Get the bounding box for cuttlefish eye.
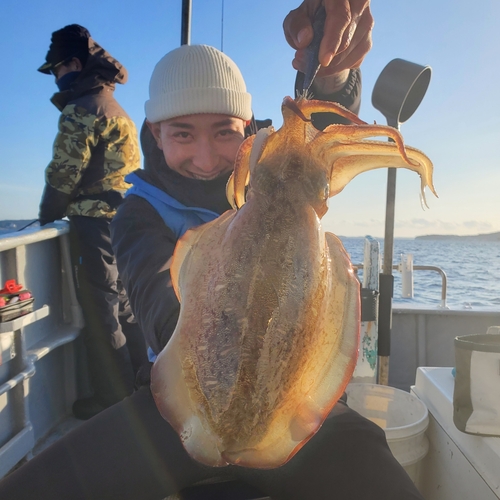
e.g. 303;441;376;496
302;170;329;201
282;96;311;122
314;185;329;218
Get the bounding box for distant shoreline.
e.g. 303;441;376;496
1;221;499;242
415;231;500;242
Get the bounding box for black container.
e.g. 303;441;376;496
360;288;378;322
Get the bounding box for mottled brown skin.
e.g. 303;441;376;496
151;97;436;469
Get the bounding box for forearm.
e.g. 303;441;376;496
38;110;90;223
44;106;95;197
309;69;351;94
111;196;180;354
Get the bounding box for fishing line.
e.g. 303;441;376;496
219;0;258;135
220;0;225;52
17;220;40;231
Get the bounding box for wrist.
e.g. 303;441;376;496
311;69;351;95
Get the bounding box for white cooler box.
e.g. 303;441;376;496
411;367;500;500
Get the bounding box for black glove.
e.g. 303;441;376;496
38;184;71;225
38;218;55;227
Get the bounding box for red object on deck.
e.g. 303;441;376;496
0;279;24;294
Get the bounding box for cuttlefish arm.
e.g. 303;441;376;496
327;144;436;206
227;127;275;209
282;98;437;206
310;123;437;206
227;135;254;209
169;213;231;303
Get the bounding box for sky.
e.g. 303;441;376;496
1;0;499;238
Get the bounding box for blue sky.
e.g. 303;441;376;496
1;0;499;238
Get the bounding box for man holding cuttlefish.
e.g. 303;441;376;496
0;1;426;498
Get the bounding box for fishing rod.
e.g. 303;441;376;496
181;0;191;45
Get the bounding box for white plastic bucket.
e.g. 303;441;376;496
345;383;429;484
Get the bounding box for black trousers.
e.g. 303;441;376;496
69;216;149;405
0;386;424;500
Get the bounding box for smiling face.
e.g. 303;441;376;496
147;113;247;180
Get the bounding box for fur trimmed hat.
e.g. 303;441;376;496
145;44;252;123
38;24;91;74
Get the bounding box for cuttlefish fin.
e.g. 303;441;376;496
321;232;360;399
292;232;359;434
170;213;231;302
151;330;228;467
289;399;323;442
170;229;200;302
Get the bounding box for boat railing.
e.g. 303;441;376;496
0;222;84;478
354;263;448;309
0;223;68;252
0;222;84;326
403;265;448;309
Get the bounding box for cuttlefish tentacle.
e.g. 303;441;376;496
320;123;418;166
293;101;437;207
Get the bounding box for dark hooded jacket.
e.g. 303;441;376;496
39;38;140;223
110;68;362;356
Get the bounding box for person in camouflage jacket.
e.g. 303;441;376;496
37;24;149;420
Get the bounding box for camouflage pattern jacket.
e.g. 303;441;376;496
39;38;139;223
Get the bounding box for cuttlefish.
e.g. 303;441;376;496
151;97;436;469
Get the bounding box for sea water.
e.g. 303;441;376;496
340;237;500;310
1;222;499;310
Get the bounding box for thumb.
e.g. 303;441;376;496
283;5;314;49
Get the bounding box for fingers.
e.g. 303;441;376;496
319;6;373;74
320;0;352;66
320;0;372;65
283;0;322;50
285;0;373;75
327;29;372;73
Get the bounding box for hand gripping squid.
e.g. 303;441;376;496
151;97;437;469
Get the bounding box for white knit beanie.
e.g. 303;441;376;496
145;44;252;123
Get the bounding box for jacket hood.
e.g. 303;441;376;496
50;37;128;110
